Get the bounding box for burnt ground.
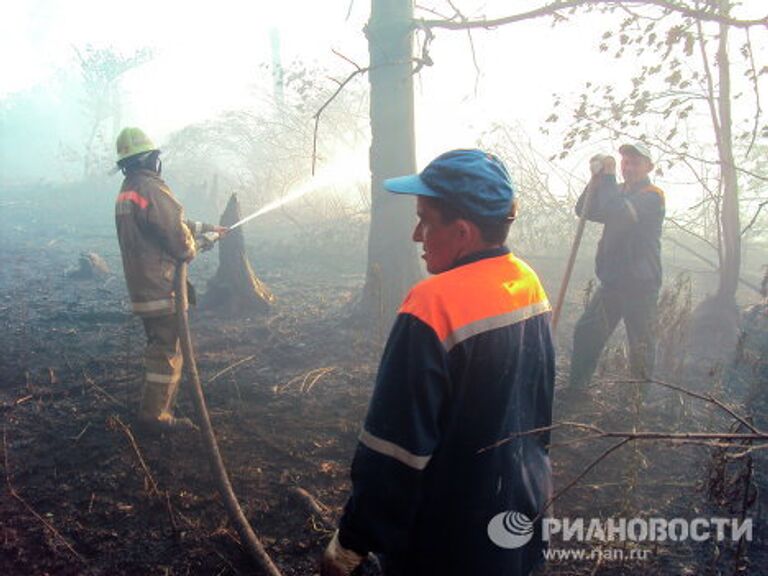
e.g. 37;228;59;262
1;186;766;575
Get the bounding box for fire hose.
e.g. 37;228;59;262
174;261;283;576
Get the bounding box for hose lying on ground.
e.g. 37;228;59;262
175;262;283;576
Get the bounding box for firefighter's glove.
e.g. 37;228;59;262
321;531;364;576
198;231;220;252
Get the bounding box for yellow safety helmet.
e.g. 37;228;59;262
115;127;158;163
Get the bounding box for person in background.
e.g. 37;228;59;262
321;149;555;576
113;127;225;432
567;142;665;394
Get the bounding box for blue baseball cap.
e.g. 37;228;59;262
384;149;516;220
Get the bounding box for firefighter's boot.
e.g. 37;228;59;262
137;380;197;433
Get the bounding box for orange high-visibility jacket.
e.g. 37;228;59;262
115;169;196;317
338;247;555;575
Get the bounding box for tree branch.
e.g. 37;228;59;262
418;0;768;31
612;378;759;434
478;375;767;517
311;55;370;175
3;425;85;564
666;216;719;252
664;235;763;294
741;199;768;237
743;28;763;158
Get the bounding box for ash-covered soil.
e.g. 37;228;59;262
0;185;764;575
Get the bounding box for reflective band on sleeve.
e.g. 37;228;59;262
443;300;551;351
132;298;174;314
116;191;149;210
191;221;202;234
145;372;179;384
359;429;432;471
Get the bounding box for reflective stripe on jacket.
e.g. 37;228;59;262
338;247;555;576
115;169;196;317
576;175;665;289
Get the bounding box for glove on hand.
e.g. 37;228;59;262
589;154;616;176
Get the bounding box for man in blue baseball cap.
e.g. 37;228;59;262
321;149;555;576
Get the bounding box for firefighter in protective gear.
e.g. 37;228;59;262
114;127;223;432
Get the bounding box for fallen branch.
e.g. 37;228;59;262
165;490;178;535
613;377;759;434
483;420;768;450
303;367;335;393
277;367;336;394
208;355;256;385
109;416;160;497
539;437;633;520
291;486;334;530
478;375;768;518
70;422;91;442
15;394;33;406
84;370;126;407
3;424;85;564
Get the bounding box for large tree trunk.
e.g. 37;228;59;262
203;194;274;315
714;1;740;303
358;0;422;334
684;0;741;377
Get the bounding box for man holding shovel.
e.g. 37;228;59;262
566;142;665;394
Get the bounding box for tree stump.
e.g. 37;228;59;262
203;194;274;314
67;252;110;280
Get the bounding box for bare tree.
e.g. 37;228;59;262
74;44;153;177
478;123;579;253
164;61;369;220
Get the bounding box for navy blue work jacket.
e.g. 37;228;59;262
338;247;555;576
576;175;665;290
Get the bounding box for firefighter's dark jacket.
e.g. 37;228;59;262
115;169;195;317
338;247;555;575
576;174;665;290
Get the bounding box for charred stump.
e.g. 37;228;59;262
203;194;274;314
67;252;110;280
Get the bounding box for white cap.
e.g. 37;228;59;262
619;142;653;162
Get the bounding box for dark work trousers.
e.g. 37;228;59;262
568;283;659;389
